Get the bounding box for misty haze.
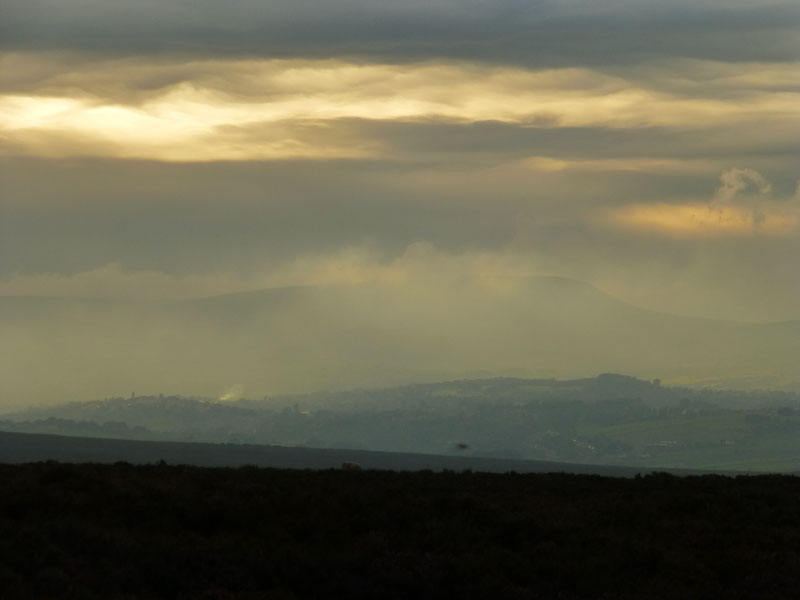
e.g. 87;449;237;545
1;276;798;411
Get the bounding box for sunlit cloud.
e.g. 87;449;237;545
610;203;796;236
608;170;800;236
2;57;798;161
523;156;719;173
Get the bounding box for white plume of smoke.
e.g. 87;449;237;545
219;384;245;402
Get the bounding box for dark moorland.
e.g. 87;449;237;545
1;462;799;599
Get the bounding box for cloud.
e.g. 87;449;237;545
2;3;799;328
608;169;800;236
3;230;799;325
2;1;798;66
2;57;798;162
609;202;796;236
713;167;775;227
0;244;545;300
714;167;772;204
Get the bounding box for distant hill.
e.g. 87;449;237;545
7;373;796;428
254;372;787;411
2;276;798;409
3;375;799;472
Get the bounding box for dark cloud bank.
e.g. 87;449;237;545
3;0;798;64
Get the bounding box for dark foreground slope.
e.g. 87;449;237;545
1;463;799;599
0;430;651;476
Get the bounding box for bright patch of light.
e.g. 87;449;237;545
610;203;798;236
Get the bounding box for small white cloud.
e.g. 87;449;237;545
714;167;772;205
712;168;790;229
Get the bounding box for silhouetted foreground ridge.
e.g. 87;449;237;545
1;463;798;599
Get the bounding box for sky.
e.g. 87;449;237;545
1;1;799;405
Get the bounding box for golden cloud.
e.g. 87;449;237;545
523;156;719;173
2;55;798;161
606;168;800;237
608;202;798;236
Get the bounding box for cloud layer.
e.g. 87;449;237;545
2;55;799;163
2;1;799;405
3;1;798;65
